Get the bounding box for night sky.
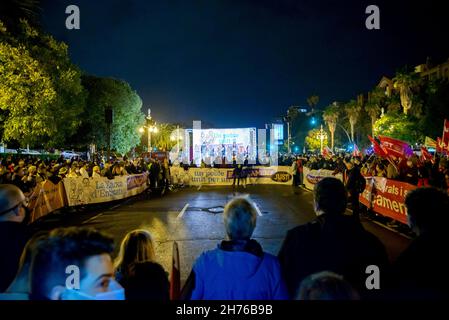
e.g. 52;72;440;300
41;0;449;128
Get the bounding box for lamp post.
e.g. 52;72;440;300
316;124;327;154
139;108;158;153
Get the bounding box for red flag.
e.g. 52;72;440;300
368;135;387;158
378;135;413;160
352;144;361;157
437;137;443;153
170;241;181;300
322;146;332;159
420;146;433;163
443;119;449;148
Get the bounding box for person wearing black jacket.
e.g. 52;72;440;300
388;187;449;299
344;159;365;221
0;184;31;292
278;178;388;299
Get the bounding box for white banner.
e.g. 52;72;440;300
63;173;148;206
303;167;343;190
170;166;292;186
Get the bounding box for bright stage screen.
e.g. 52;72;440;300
192;128;257;165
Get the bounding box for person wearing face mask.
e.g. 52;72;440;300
278;178;388;299
30;227;124;300
0;185;32;292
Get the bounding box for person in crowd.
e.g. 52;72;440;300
22;165;37;192
67;162;81;178
161;158;171;190
30;227;124;300
11;166;26;192
291;158;298;187
232;160;243;188
36;163;48;183
344;158;366;221
47;164;61;184
278;177;388;299
4;233;47;299
102;163;114;180
417;161;431;187
114;229;169;300
182;197;288;300
296;156;304;186
58;167;68;180
375;163;387;177
389;187;449;299
79;163;90;178
296;271;360;300
386;161;399;179
0;185;31;292
0;162;7;184
92;165;102;178
401;159;419;185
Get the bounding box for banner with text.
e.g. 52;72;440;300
359;176;415;225
302;167;413;225
63;173;148;206
303;167;343;190
170;166;292;186
28;180;67;223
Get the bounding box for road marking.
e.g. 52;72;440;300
254;202;263;217
177;203;190;219
82;213;103;224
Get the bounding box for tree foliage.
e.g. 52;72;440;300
78;75;145;155
0;20;85;147
373;112;421;143
305;128;328;151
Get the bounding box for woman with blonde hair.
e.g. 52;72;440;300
114;229;169;300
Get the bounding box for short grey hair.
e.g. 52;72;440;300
223;197;257;240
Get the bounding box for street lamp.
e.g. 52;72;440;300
139;108;158;152
315;124;328;154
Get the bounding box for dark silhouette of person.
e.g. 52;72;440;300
278;177;388;299
389;187;449;299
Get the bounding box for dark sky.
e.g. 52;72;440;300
41;0;449;128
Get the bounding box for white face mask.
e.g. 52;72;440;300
61;280;125;300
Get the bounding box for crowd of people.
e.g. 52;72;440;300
1;177;448;300
302;153;449;190
0;154;172;195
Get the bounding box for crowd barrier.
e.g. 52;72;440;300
27;173;149;224
303;167;415;225
170;166;293;186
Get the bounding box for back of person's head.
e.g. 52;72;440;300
0;184;26;222
223;197;257;240
30;227;115;300
121;261;169;301
6;233;47;294
405;187;449;235
114;229;156;276
296;271;360;300
313;178;347;216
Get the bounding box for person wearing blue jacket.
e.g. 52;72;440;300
181;196;288;300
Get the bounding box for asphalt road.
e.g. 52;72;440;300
31;185;411;286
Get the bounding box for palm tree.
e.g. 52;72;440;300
152;123;177;151
344;100;361;142
365;88;383;136
393;70;420;115
307;95;319;113
323;102;339;150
